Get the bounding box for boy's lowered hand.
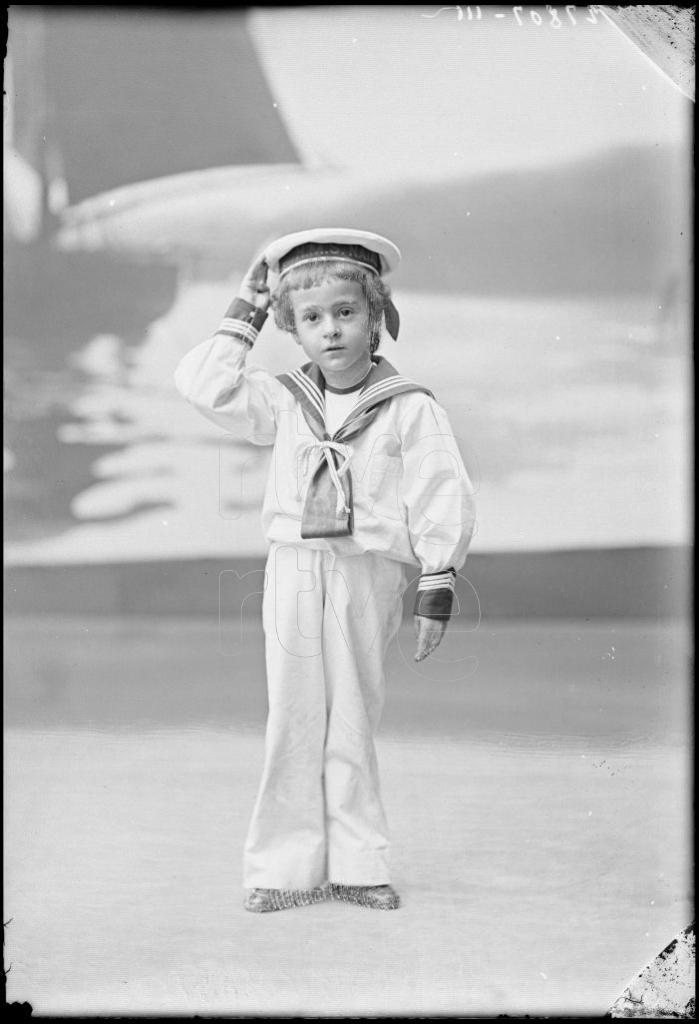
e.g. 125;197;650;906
413;615;447;662
239;254;271;312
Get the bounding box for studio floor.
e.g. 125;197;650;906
4;616;692;1016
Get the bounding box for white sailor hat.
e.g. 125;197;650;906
264;228;401;280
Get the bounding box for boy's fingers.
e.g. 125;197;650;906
414;615;446;638
254;273;270;310
240;256;271;310
415;639;436;661
253;256;269;287
413;616;444;661
242;255;268;286
413;616;426;661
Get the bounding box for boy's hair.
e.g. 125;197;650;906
271;259;392;355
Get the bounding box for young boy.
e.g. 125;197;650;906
174;229;476;913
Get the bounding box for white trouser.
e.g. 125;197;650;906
243;541;407;889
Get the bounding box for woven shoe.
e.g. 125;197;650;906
243;886;328;913
328;883;401;910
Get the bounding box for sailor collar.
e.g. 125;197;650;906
276;356;433;441
276;356;434;539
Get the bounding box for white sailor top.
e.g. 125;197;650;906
174;298;477;619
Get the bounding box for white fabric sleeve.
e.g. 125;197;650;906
174;334;283;446
399;395;477;577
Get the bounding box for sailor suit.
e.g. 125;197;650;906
174;298;476;887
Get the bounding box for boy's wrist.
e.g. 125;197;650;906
413;568;456;620
215;297;268;348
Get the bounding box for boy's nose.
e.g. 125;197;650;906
323;319;340;338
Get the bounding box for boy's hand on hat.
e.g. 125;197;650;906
240;255;271;312
413;615;447;662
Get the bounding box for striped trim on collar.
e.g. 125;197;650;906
279;368;326;434
277;356;434;439
286;367;324;417
349;374;431;420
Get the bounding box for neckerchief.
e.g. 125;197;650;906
276;356;434;538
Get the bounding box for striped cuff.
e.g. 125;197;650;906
215;297;268;348
414;568;456;620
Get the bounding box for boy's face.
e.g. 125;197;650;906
289;277;372;386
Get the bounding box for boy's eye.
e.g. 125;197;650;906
338;307;354;317
303;311;319;322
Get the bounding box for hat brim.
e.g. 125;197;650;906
264;228;401;276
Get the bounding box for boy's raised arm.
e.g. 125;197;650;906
205;253;271;349
173;255;282;445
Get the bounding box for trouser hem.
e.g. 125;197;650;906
243;867;328;890
327;855;391;886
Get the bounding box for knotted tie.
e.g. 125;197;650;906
301;440;353;517
299;437;355;538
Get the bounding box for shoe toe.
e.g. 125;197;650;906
244;889;274;913
328;883;401;910
370;885;400;910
